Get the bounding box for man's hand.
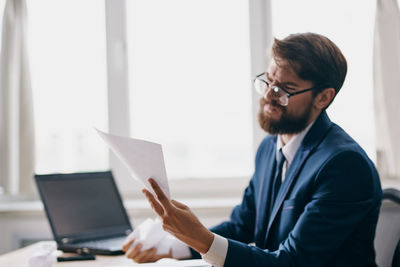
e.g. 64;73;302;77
122;237;172;263
143;178;214;254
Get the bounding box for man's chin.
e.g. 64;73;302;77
258;113;280;134
259;114;311;135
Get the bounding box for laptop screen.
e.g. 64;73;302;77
35;171;132;242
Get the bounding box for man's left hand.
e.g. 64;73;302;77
142;178;214;254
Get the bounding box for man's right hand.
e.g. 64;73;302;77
122;238;172;263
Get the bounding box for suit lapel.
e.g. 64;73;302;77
263;111;333;244
254;137;277;246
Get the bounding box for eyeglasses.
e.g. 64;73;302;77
253;73;318;106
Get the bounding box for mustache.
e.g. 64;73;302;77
259;98;286;112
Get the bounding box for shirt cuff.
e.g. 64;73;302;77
169;236;192;259
201;233;228;267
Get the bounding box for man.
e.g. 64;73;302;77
123;32;382;266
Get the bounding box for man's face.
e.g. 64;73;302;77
258;59;316;135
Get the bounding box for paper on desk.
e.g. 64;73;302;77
109;259;211;267
96;129;170;198
126;218;170;254
140;259;211;266
28;241;57;267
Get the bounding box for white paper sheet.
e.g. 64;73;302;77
108;259;211;267
139;259;211;266
96;129;170;198
126;218;168;253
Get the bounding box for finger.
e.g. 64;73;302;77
126;243;142;260
122;238;134;252
148;178;172;210
171;199;188;209
135;247;157;263
142;189;165;217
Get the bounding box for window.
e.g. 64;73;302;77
28;0;109;174
126;0;254;179
271;0;376;161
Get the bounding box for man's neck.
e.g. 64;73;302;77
280;133;295;146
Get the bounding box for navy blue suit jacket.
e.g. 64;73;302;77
192;111;382;266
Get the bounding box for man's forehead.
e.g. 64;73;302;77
268;57;294;71
267;58;299;80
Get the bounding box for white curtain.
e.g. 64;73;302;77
374;0;400;180
0;0;34;195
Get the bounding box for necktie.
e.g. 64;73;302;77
271;149;286;209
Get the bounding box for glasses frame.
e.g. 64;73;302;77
254;72;319;106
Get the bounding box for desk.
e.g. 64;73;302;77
0;242;210;267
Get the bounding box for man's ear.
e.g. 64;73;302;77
314;88;336;110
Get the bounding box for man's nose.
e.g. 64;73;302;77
263;86;277;100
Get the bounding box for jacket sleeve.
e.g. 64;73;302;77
222;151;382;267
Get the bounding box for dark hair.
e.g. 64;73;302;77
272;33;347;105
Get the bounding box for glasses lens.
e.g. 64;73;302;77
254;78;266;95
278;94;289;106
271;86;289;106
254;78;289;106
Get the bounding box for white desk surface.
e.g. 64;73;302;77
0;242;210;267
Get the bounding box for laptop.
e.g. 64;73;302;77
35;171;133;255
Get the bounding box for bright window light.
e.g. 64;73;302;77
126;0;254;179
27;0;109;174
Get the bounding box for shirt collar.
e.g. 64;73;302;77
276;120;316;165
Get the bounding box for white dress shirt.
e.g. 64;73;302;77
276;121;314;182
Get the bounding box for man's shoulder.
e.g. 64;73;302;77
319;123;367;158
310;123;378;181
256;134;276;152
260;134;276;146
306;124;381;201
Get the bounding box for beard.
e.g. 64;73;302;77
258;97;313;135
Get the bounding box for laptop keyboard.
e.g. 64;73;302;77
78;236;126;249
